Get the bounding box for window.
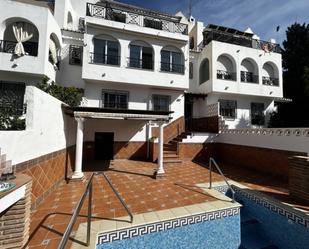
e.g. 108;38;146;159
69;45;83;65
189;36;194;50
93;38;119;65
144;18;162;30
251;103;265;125
0;81;25;116
219;100;237;119
161;49;184;74
102;90;128;109
129;44;153;69
199;58;210;84
152;95;171;112
189;62;193;79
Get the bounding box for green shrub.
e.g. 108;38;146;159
0;107;25;130
37;77;84;107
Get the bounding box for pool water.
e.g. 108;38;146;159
226;187;309;249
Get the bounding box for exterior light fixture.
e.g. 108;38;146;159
102;73;106;77
170;80;174;84
225;86;229;90
269;91;273;95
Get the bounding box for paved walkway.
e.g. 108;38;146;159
26;159;309;249
27;160;218;249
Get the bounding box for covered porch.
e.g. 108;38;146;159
64;106;173;179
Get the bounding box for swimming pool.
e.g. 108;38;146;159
95;184;309;249
227;186;309;249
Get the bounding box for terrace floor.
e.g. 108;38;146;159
26;159;309;249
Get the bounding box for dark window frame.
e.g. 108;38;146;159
92;38;120;66
251;102;265;126
219;99;237;119
101;90;129;109
152;94;171;112
160;49;184;74
69;45;83;66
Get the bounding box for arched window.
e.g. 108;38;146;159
240;58;258;83
199;58;209;84
262;62;279;86
129;40;153;70
49;33;61;68
92;34;120;66
161;46;184;74
217;54;236;81
3;19;39;56
67;12;73;29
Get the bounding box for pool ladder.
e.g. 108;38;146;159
208;157;235;202
57;172;133;249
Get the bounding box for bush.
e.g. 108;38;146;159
0;107;25;130
37;77;84;107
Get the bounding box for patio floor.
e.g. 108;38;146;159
26;159;309;249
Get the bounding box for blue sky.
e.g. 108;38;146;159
119;0;309;44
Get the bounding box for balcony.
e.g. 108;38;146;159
241;71;258;84
161;62;184;74
89;52;120;66
203;28;281;53
217;70;236;81
128;57;154;70
0;40;38;57
262;76;279;86
86;2;188;35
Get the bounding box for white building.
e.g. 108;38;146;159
188;21;284;130
0;0;285;178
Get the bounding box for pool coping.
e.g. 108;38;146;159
70;184;241;249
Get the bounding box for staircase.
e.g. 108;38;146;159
163;131;191;165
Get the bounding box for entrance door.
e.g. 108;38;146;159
94;132;114;160
185;96;193;131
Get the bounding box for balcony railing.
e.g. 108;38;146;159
86;3;188;35
262;76;279;86
203;30;281;53
217;70;236;81
241;71;259;83
128;57;154;70
0;40;38;56
161;62;184;74
89;52;120;66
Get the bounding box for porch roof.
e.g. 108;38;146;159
64;106;173;121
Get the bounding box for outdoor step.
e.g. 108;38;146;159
163;159;182;164
163;154;179;159
163;150;177;155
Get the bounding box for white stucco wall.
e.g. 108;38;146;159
0;87;76;165
0;0;62;81
84;81;184;122
217;129;309;154
82;25;189;90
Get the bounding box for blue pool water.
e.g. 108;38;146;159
228;188;309;249
97;214;241;249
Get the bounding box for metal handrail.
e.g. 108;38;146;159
57;173;95;249
101;172;133;223
208;157;235;202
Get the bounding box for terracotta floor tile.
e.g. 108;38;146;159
27;159;309;248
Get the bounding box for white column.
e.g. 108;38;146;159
157;122;164;175
72;117;85;179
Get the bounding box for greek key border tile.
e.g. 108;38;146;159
97;207;240;245
231;186;309;228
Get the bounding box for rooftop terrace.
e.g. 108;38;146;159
202;24;281;53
